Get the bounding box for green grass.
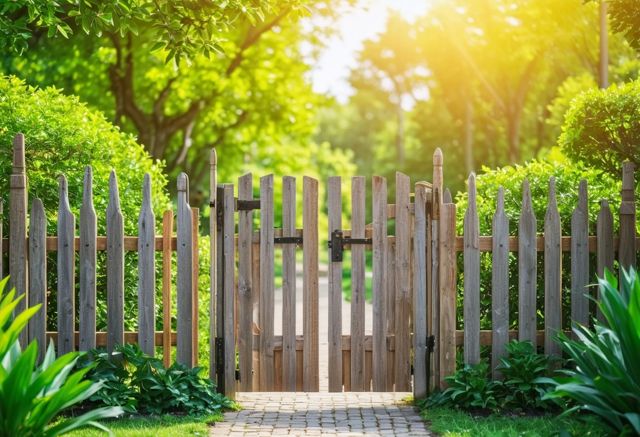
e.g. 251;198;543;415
65;413;222;437
422;407;610;437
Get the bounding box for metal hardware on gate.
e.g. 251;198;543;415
274;236;303;245
328;229;372;262
236;199;261;211
215;337;225;394
426;335;435;397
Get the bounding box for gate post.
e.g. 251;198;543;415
430;149;442;390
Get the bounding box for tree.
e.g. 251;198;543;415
605;0;640;51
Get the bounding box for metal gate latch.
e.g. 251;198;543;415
328;229;372;262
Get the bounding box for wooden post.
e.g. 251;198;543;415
28;198;46;362
463;173;480;365
518;179;537;347
9;133;28;346
58;175;75;355
209;149;217;379
191;208;199;365
596;200;614;322
138;174;156;356
413;182;427;399
431;149;443;389
394;172;411;391
439;200;457;385
281;176;296;391
351;176;366;391
303;176;319;392
162;211;173;368
544;178;562;358
571;180;589;329
177;173;193;366
619;162;636;275
106;171;124;355
79;167;97;351
238;173;254;391
222;184;236;399
491;188;509;379
259;175;275;391
372;176;387;392
328;176;343;392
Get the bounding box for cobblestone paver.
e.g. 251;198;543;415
210;392;432;436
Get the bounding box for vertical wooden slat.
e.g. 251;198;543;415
9;133;28;346
596;200;614;322
176;173;193;366
79;167;97;352
386;239;396;391
518;179;537;347
431;149;443;390
282;176;297;391
252;241;261;390
413;183;427;399
238;173;254;391
162;211;173;368
259;175;275;391
571;180;589;329
439;201;457;385
191;208;199;365
215;186;225;387
303;176;319;392
372;176;387;392
491;188;509;379
544;178;562;357
394;172;411;391
138;174;156;356
28;198;46;362
58;175;75;355
619;162;636;274
106;171;124;354
463;173;480;365
209;149;217;379
328;177;343;392
350;176;366;391
222;184;236;399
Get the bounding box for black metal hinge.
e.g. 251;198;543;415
328;229;372;262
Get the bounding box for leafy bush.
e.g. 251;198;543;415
426;361;499;411
79;344;234;416
0;277;122;435
544;268;640;434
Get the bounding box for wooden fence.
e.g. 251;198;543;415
3;134;200;368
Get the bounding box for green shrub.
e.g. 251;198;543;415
0;277;122;435
544;268;640;434
79;344;234;416
426;361;499;411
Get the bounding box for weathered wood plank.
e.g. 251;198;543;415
303;176;319;392
251;238;261;390
79;167;97;352
372;176;388;392
491;188;509;379
28;198;46;362
58;175;76;355
571;180;589;329
162;210;173;368
386;239;396;391
394;172;411;391
215;185;225;387
350;176;366;391
259;175;275;391
413;182;428;399
106;171;124;355
209;149;217;380
596;200;614;322
518;179;537;347
176;173;193;366
619;162;636;274
463;173;480;365
430;186;441;390
328;176;343;392
439;201;457;385
238;173;254;391
9;133;28;346
138;174;156;356
191;208;199;365
544;178;562;358
282;176;297;391
222;184;236;399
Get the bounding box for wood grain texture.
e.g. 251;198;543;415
176;173;193;366
238;173;254;391
596;200;614;322
350;176;366;391
106;171;124;355
544;178;562;357
58;175;76;355
222;184;236;399
191;208;199;365
412;183;427;399
28;198;46;362
215;186;225;388
570;180;589;329
162;211;174;368
491;188;509;379
619;162;636;274
430;187;441;390
282;176;297;391
209;149;217;379
386;239;396;391
394;172;411;391
251;239;261;390
518;179;537;347
303;176;319;392
79;167;97;351
259;175;275;391
138;174;156;356
439;202;457;385
372;176;388;392
463;174;480;365
327;176;343;392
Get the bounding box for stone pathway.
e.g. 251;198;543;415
210;392;432;436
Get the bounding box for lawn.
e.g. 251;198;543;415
65;414;222;437
422;407;610;437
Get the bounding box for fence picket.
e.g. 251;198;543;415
571;180;589;328
79;167;97;351
209;149;217;379
58;175;75;355
303;176;319;392
162;211;173;368
259;175;275;391
439;201;457;386
351;176;366;391
328;177;343;392
138;174;156;356
413;182;427;399
191;208;199;364
176;173;193;366
596;200;614;322
282;176;297;391
372;176;387;392
394;172;411;391
238;173;254;391
491;188;509;379
464;173;480;365
619;162;636;274
215;185;225;387
28;198;46;362
544;178;562;357
222;184;236;398
518;179;537;347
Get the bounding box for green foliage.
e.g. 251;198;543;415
560;80;640;173
544;268;640;434
0;277;122;436
65;414;223;437
606;0;640;52
79;344;234;416
426;362;499;411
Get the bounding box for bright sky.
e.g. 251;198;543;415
309;0;430;101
